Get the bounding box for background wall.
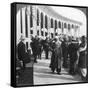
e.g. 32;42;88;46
0;0;89;89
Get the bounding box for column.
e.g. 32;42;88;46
30;5;33;36
17;9;22;44
74;26;77;37
32;6;37;36
27;6;31;48
27;6;30;39
48;16;51;37
22;7;26;37
47;16;49;36
39;10;41;36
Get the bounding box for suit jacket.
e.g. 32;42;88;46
17;41;26;60
68;41;79;61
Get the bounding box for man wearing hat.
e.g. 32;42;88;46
68;37;79;75
17;35;30;69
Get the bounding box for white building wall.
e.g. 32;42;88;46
22;8;26;38
17;5;82;46
16;10;21;44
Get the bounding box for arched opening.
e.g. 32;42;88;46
41;12;43;29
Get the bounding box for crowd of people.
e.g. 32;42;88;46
16;34;87;82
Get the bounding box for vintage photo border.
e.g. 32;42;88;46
11;2;88;87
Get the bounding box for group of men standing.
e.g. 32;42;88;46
49;35;87;81
17;34;87;82
30;35;55;62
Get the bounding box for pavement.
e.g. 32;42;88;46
33;52;83;85
16;67;33;86
17;52;83;86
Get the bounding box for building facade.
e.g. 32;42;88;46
16;5;82;49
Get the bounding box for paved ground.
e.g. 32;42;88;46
16;67;33;86
17;52;83;86
33;52;83;85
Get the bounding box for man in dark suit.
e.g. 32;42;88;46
68;38;79;75
44;37;50;59
30;36;39;63
62;38;69;68
17;35;30;68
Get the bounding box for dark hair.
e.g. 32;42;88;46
81;35;86;43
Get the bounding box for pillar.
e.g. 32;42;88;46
39;10;41;36
32;6;37;36
48;16;51;37
22;7;26;38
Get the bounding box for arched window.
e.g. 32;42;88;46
41;12;43;29
59;21;61;28
68;24;70;30
37;9;39;26
64;23;67;28
30;5;33;27
51;18;53;28
55;20;57;29
72;24;74;28
45;15;48;29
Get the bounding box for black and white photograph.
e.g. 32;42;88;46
11;2;88;87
